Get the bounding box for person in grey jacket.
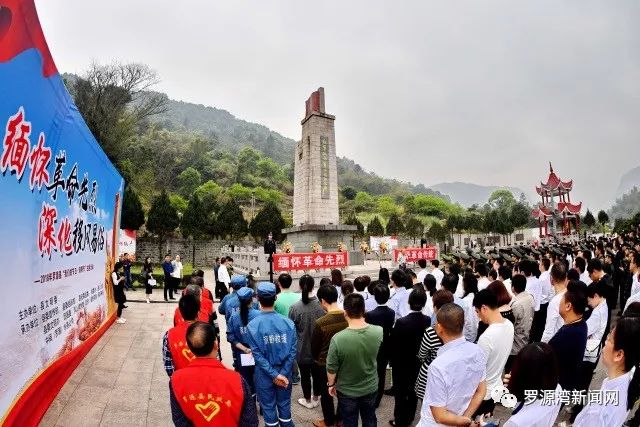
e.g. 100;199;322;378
507;274;535;372
289;274;326;409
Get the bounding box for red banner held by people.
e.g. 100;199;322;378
393;247;438;263
273;252;349;271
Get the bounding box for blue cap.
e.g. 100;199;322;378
230;275;247;289
256;282;276;298
236;287;254;302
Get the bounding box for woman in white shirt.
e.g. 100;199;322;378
504;342;562;427
574;316;640;427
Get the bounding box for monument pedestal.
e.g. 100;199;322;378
282;224;357;252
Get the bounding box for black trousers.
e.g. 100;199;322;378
392;371;418;427
117;302;125;317
375;352;389;407
164;275;174;300
570;360;597;422
473;398;496;418
530;302;548;343
215;281;229;300
312;363;340;425
299;362;321;400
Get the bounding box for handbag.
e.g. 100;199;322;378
148;278;157;287
585;338;601;359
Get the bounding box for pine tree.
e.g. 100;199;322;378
367;216;384;236
249;203;286;242
344;212;365;248
147;190;179;259
181;194;208;266
405;217;425;244
597;210;609;234
583;210;596;229
120;186;145;230
386;213;405;235
217;200;248;240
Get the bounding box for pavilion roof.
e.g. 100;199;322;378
536;162;573;195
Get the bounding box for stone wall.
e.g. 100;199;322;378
136;237;250;266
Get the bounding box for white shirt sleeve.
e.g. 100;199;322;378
541;298;559;343
111;272;119;286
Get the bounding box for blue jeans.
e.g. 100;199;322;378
124;271;132;289
337;390;377;427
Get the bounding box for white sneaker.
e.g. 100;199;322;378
116;318;126;324
310;398;320;408
146;299;150;304
297;398;315;409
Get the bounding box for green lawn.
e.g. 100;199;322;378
129;263;195;287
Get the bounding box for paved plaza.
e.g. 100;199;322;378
41;269;602;426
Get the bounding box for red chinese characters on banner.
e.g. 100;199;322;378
273;252;349;271
1;107;32;180
29;133;51;190
393;247;438;263
38;203;57;258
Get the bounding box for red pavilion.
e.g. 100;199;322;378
532;163;582;238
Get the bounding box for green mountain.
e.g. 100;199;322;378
154;97;449;200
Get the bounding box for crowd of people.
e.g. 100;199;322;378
112;231;640;426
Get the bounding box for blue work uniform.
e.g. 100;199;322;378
219;292;241;323
246;311;297;427
227;308;261;396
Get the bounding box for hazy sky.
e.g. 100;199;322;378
37;1;639;211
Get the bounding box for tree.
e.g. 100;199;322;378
386;213;405;235
69;62;168;166
217;200;248;240
194;180;223;213
147;190;179;259
236;146;261;185
426;222;448;244
181;194;208;266
120;186;145;230
367;216;384;236
341;186;357;200
597;210;609;234
405;217;425;244
488;189;516;210
169;194;188;215
510;202;531;231
344;213;365;248
583;210;596;229
446;214;465;247
354;191;375;213
376;196;400;218
249;203;286;242
177;167;202;198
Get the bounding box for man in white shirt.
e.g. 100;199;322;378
171;255;183;296
476;264;491;291
498;266;513;297
574;256;591;285
472;289;514;417
417;259;430;285
541;263;569;343
417;303;487;427
521;260;542;311
430;260;444;288
216;257;231;300
388;269;411;320
530;258;554;342
354;276;377;313
441;274;477;342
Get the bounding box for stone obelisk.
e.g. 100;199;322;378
283;88;356;250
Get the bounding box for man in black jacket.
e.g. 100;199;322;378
389;289;429;427
588;258;614;310
364;282;395;408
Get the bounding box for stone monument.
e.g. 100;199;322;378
282;88;356;250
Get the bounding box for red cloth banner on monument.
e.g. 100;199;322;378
393;247;438;263
273;252;349;271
